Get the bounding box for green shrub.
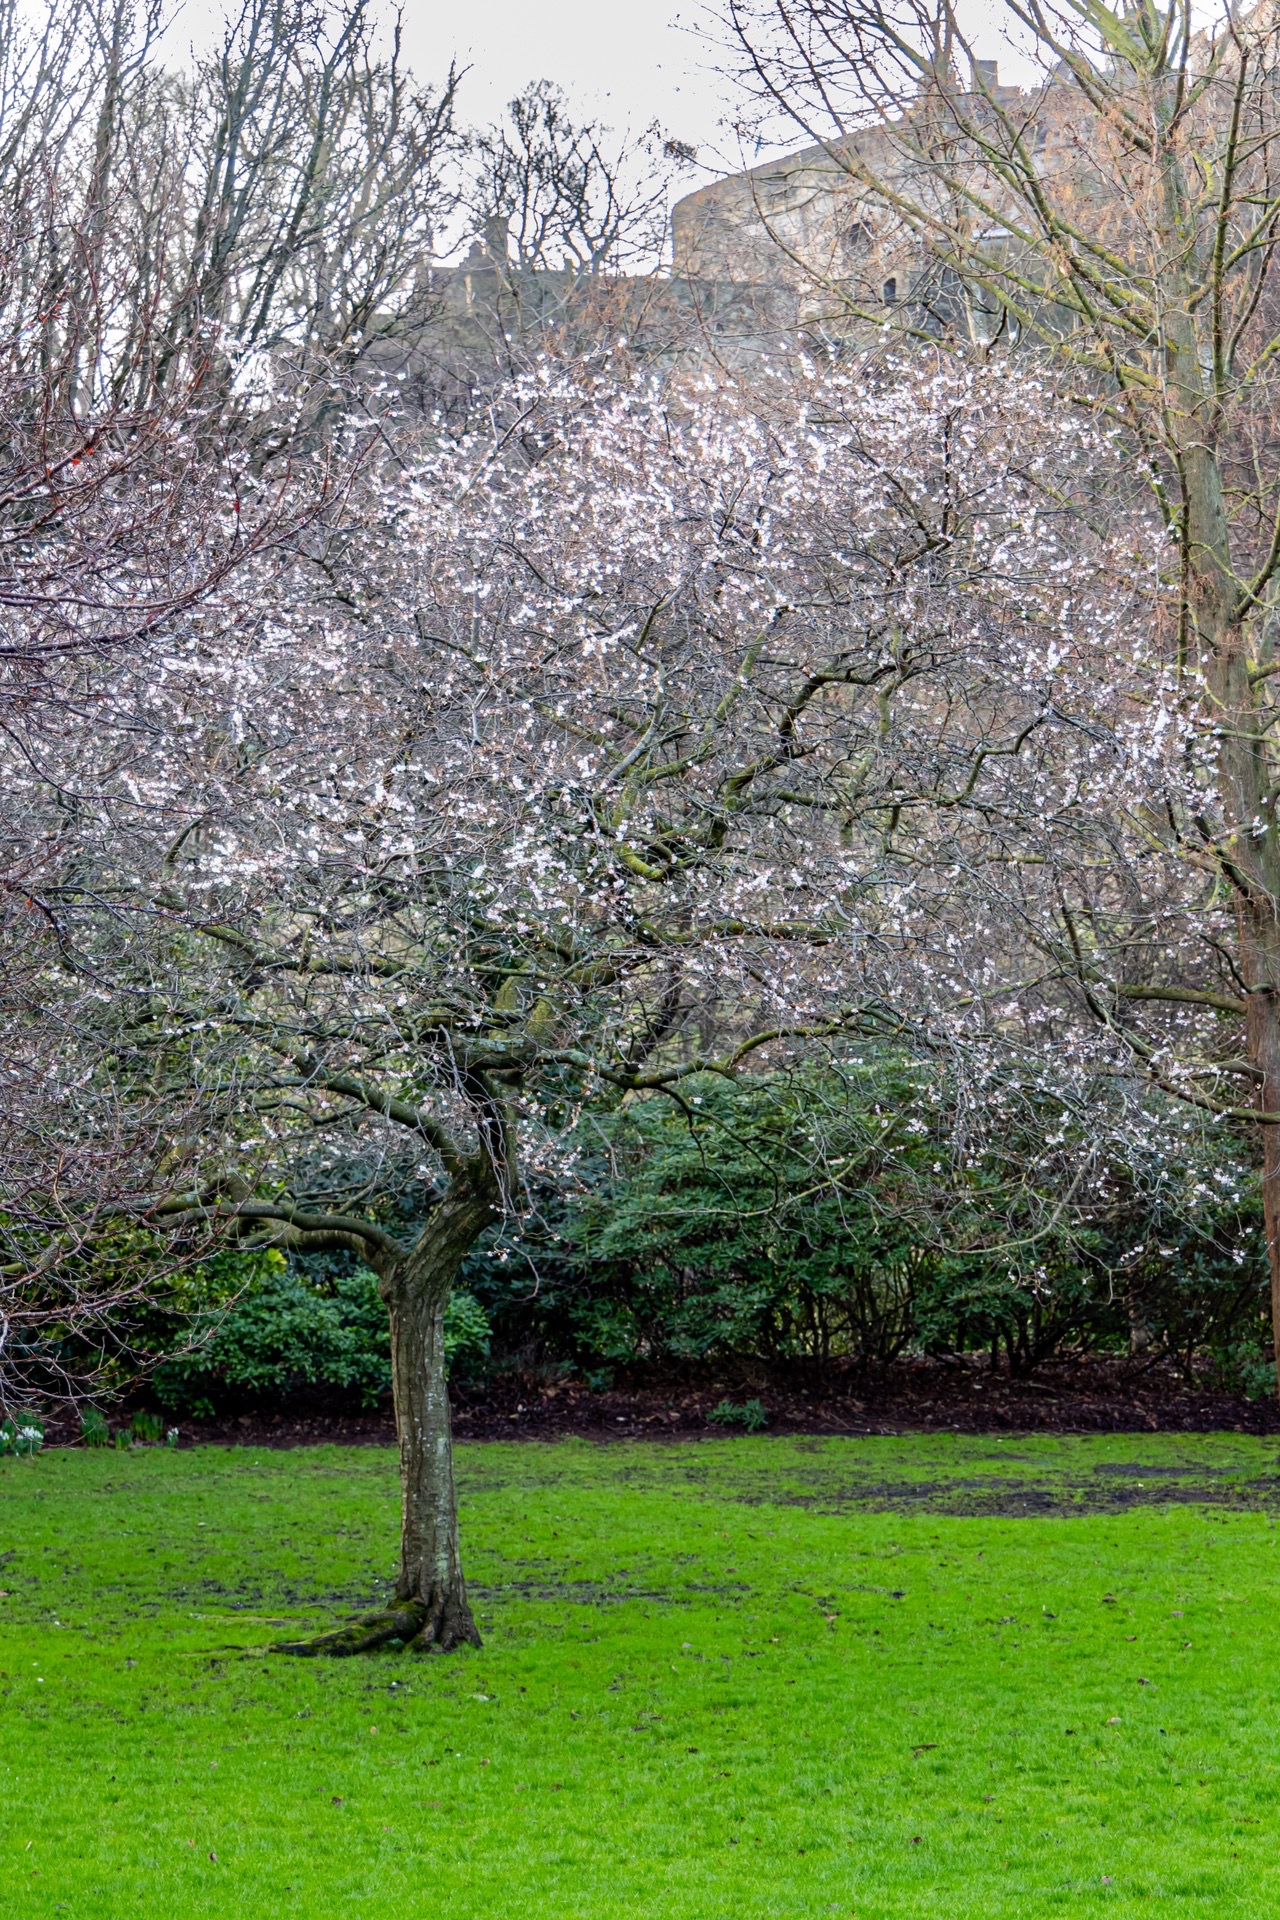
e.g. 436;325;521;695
154;1251;491;1416
465;1061;1268;1382
95;1060;1269;1404
707;1398;768;1431
79;1407;110;1448
1209;1341;1276;1401
155;1256;391;1415
443;1289;492;1377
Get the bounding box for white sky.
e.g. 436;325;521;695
406;1;734;154
167;0;1040;180
395;0;1040;156
164;1;740;159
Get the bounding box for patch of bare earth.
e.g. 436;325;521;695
108;1355;1280;1449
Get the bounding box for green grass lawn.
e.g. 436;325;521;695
4;1433;1280;1916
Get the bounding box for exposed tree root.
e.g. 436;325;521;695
273;1605;426;1657
403;1586;483;1654
273;1588;482;1658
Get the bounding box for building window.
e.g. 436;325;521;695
883;276;897;303
839;221;868;264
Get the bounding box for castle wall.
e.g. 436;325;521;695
669;67;1078;334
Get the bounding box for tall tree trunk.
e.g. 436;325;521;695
275;1182;495;1657
1205;604;1280;1394
384;1191;493;1650
1211;678;1280;1387
1179;422;1280;1390
1247;986;1280;1390
1207;637;1280;1394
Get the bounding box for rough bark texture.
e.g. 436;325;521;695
275;1180;496;1657
1173;318;1280;1387
1192;494;1280;1392
1246;987;1280;1388
383;1191;492;1651
1199;584;1280;1391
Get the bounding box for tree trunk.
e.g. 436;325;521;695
275;1183;495;1658
385;1192;492;1651
1179;425;1280;1393
1247;987;1280;1392
1208;606;1280;1395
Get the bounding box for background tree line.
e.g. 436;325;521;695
148;1055;1271;1421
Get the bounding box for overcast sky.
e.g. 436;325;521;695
414;2;734;154
168;0;1039;182
404;0;1038;148
165;1;740;160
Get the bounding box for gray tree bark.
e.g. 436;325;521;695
383;1191;495;1650
275;1182;496;1657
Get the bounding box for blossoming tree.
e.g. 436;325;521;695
13;350;1144;1649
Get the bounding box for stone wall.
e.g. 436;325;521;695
669;61;1082;336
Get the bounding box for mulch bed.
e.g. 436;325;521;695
151;1355;1280;1448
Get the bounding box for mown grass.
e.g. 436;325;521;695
4;1431;1280;1916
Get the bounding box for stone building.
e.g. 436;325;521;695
668;60;1079;341
409;59;1094;374
420;218;796;371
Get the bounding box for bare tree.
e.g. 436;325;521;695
453;86;714;386
0;0;459;429
0;0;160;217
129;0;459;393
0;258;322;1425
0;0;476;1429
466;80;680;280
0;259;311;699
723;0;1280;1387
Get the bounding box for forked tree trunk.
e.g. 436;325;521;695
276;1186;494;1658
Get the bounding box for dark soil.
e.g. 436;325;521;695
147;1353;1280;1449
